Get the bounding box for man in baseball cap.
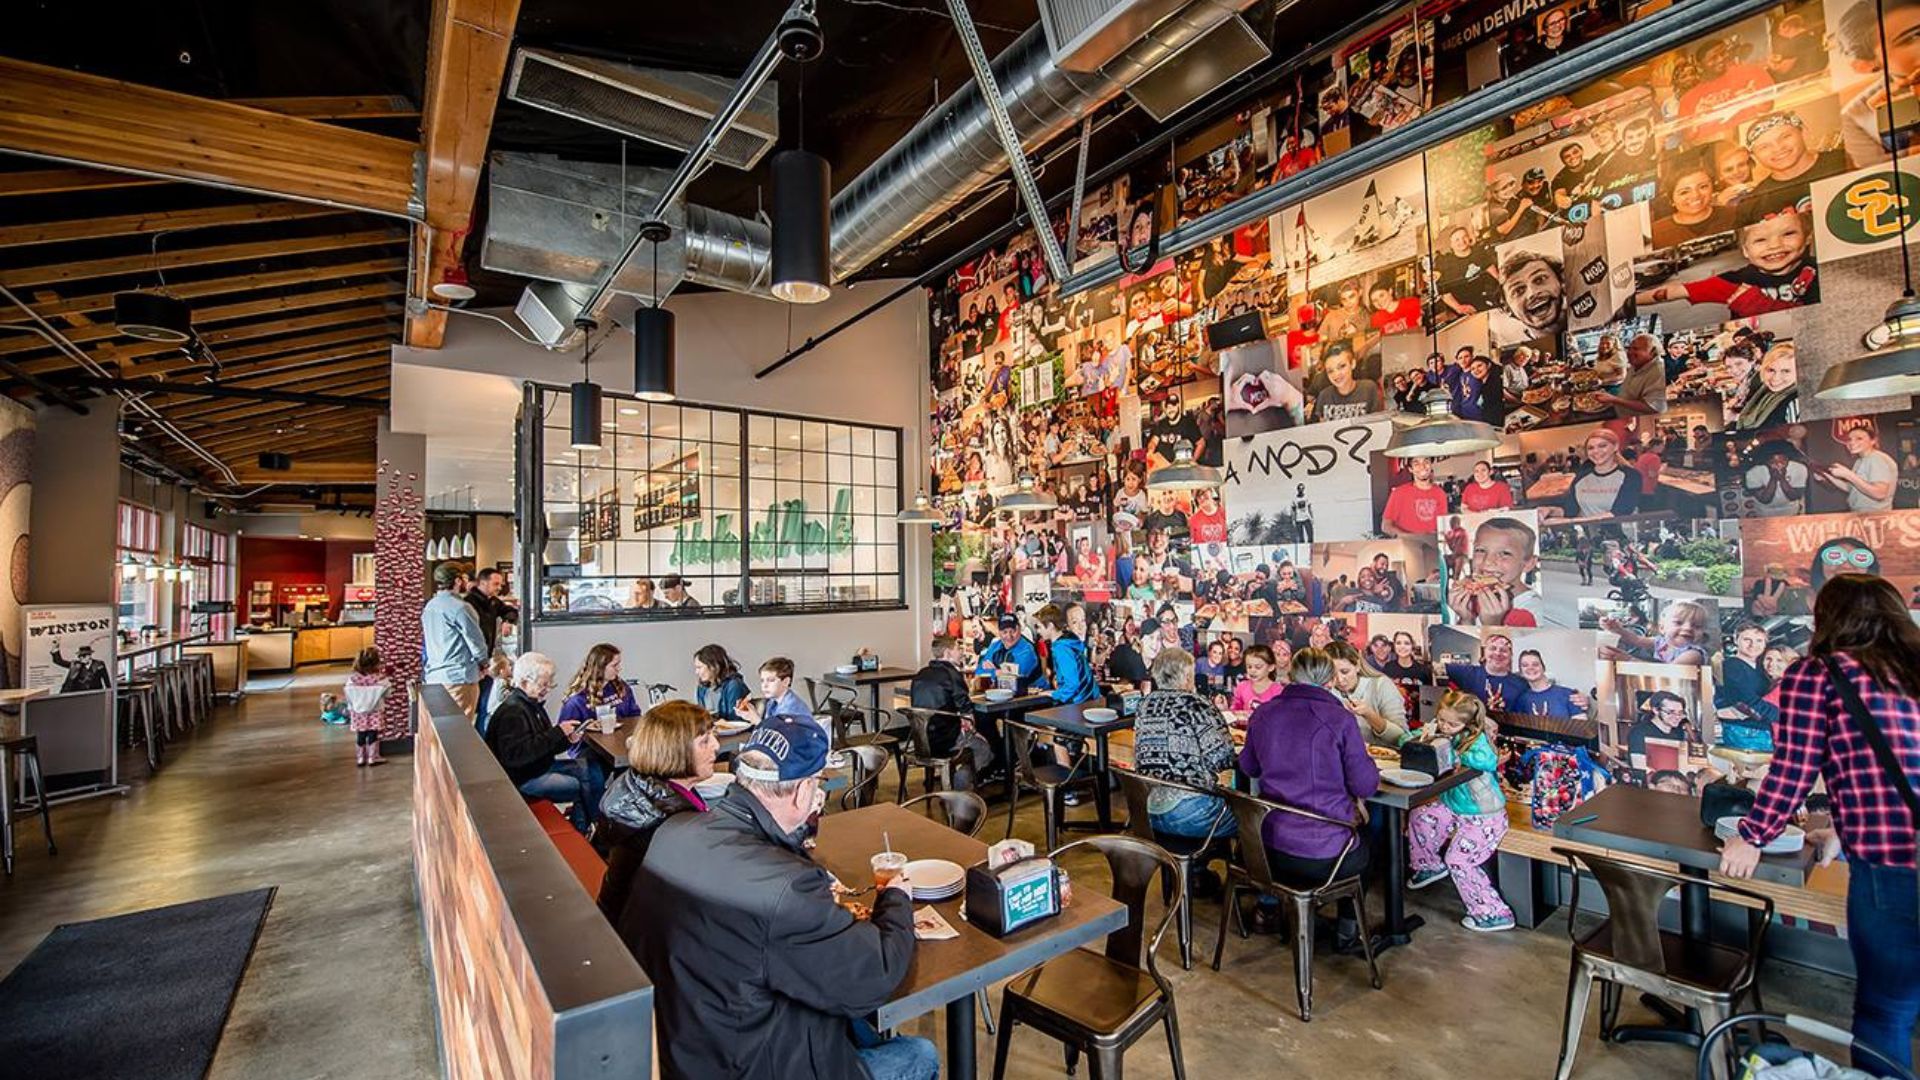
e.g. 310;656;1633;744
632;713;936;1079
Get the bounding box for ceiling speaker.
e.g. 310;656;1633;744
258;452;292;471
113;291;193;343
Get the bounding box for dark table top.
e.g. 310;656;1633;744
1025;700;1135;739
969;691;1053;715
811;803;1127;1029
1551;784;1814;886
1364;765;1481;812
825;666;918;688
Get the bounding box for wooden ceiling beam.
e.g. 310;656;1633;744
14;311;396;375
0;57;417;216
0;285;400;359
0;167;168;197
164;358;390;410
229;95;418;121
223;462;377;485
0;200;343;249
0;227;404;289
198;415;382;455
190;385;389;430
0;256;405;323
125;328;397;378
408;0;523;349
119;343;386;386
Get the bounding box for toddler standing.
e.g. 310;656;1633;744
345;647;392;767
1403;690;1515;932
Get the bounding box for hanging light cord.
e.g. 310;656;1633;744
1878;0;1916;297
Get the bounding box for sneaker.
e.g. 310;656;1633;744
1061;790;1087;807
1461;913;1515;933
1408;868;1449;891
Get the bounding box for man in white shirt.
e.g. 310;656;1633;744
1599;333;1668;418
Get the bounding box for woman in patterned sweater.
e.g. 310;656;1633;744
1133;647;1237;840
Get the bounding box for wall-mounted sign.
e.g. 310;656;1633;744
22;604;115;696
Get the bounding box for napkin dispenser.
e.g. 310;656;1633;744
1400;738;1454;778
853;649;880;672
964;854;1060;938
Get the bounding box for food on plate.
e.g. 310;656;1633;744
1365;745;1402;762
1521;387;1556;405
1574;391;1605;413
1276;600;1308;614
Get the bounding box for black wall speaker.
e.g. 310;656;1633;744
258;452;292;471
1206;312;1266;352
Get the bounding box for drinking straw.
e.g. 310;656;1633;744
884;832;893;856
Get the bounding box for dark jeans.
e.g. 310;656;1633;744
518;756;606;835
1849;859;1920;1071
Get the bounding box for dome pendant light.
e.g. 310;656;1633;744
895;491;943;525
569;317;604;451
633;221;677;402
1385;391;1503;457
1822;0;1920;400
997;473;1057;514
1146;440;1224;491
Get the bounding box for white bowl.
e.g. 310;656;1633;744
1083;707;1118;724
835;664;859;675
982;688;1015;703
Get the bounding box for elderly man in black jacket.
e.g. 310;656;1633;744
481;651;599;834
632;717;937;1080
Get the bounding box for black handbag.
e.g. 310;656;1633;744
1823;654;1920;901
1699;778;1756;828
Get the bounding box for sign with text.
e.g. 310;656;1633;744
22;604;115;696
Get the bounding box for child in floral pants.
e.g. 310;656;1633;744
1403;690;1515;931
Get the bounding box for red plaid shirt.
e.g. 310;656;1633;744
1740;654;1920;868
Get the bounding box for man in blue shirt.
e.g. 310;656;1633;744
1035;603;1104;805
976;614;1043;689
739;656;818;730
422;562;488;718
1443;632;1527;714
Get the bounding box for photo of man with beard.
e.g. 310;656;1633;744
1489;250;1566;347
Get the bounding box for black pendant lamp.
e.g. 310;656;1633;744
570;317;603;451
1822;0;1920;400
634;221;677;402
772;149;831;303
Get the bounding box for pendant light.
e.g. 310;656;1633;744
997;473;1057;513
1385;390;1503;457
1821;0;1920;400
633;221;677;402
1147;439;1223;491
772;56;831;303
569;317;603;451
896;491;943;525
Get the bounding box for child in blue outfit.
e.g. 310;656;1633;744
739;656;818;730
1034;604;1102;804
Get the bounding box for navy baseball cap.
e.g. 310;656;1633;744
736;718;830;782
997;614;1020;629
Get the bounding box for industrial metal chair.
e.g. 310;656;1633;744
1;735;56;875
1552;847;1773;1080
901;790;989;838
991;835;1187;1080
1116;769;1234;971
1211;788;1382;1021
1002;719;1099;852
839;742;894;811
894;707;976;802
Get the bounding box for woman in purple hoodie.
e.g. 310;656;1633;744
1238;647;1382;939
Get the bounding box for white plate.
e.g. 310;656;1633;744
1083;707;1118;724
981;689;1014;703
904;858;966;896
835;664;860;675
1715;816;1805;854
1381;768;1435;788
714;719;752;735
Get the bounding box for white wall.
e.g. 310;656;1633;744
392;281;933;699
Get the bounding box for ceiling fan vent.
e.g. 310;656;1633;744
507;49;780;171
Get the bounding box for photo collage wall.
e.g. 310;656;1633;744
926;0;1920;799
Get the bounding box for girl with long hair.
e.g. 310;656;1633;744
1723;574;1920;1068
693;643;750;721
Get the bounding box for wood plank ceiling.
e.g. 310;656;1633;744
0;0;518;507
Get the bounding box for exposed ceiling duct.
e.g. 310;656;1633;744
496;0;1258;323
507;49;782;171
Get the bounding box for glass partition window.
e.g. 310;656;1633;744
533;386;901;620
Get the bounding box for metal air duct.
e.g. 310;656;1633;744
507;49;781;171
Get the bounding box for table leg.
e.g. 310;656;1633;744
1379;805;1424;949
1003;721;1017;810
1092;731;1113;831
946;992;977;1080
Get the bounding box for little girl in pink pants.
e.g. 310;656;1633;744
1404;690;1515;932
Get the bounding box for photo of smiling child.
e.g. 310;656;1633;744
1634;188;1818;319
1444;509;1546;627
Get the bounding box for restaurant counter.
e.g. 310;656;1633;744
241;625;374;672
413;684;651;1080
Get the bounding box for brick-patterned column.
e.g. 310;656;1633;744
375;419;427;742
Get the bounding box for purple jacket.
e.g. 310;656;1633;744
1238;682;1381;859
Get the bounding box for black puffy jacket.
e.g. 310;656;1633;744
597;772;699;939
632;784;916;1079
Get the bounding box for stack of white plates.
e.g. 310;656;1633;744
904;858;966;902
1713;816;1805;854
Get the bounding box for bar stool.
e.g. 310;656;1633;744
184;653;216;717
2;734;56;875
149;664;187;738
116;680;162;773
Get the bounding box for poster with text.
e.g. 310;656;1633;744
23;604;115;696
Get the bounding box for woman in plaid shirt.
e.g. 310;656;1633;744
1721;574;1920;1068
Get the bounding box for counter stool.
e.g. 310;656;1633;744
163;662;199;732
184;653;216;718
117;681;162;773
2;735;56;875
148;664;187;738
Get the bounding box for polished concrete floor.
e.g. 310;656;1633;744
0;672;1872;1079
0;666;437;1080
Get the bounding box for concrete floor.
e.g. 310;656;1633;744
0;666;437;1080
0;670;1871;1080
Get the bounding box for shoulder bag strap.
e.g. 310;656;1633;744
1822;655;1920;822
